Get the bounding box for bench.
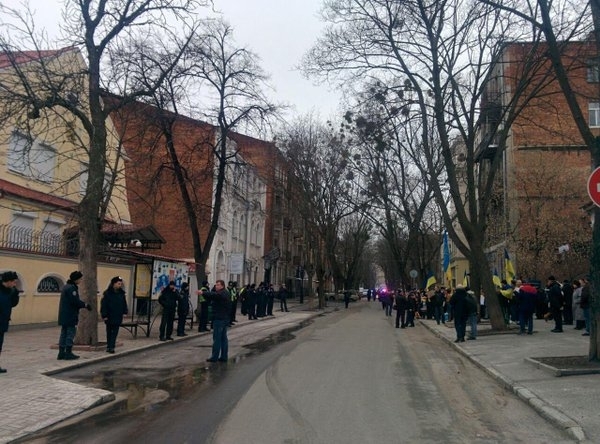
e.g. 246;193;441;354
120;321;139;338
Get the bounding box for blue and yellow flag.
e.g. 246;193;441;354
504;249;515;282
425;272;437;290
492;268;502;287
443;231;451;284
462;270;469;288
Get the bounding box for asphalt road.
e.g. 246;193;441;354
25;303;574;444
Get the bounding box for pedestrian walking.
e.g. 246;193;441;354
394;290;408;328
158;280;178;341
176;282;191;336
57;271;92;360
278;283;289;312
100;276;128;353
0;271;20;373
198;279;231;362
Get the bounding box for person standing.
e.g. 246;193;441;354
343;290;351;309
57;271;92;360
580;277;591;336
466;290;478;340
158;280;178;341
197;280;210;332
395;290;409;328
517;281;537;335
431;286;445;325
176;282;191;336
450;285;469;342
227;281;238;326
246;284;258;320
561;280;574;326
547;276;564;333
266;283;275;316
278;283;289;312
100;276;128;353
572;280;585;330
0;271;20;373
198;280;231;362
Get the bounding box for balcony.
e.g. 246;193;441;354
0;224;73;256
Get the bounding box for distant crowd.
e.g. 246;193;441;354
363;275;591;343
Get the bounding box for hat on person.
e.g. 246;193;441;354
1;271;18;282
548;275;556;281
110;276;123;285
169;280;176;286
69;271;83;281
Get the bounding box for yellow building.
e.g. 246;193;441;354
0;48;136;325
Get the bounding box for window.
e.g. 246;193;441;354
590;102;600;128
37;276;63;293
7;131;56;182
9;213;35;250
40;219;63;254
587;59;600;83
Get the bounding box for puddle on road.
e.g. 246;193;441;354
59;321;312;413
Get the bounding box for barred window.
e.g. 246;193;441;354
37;276;63;293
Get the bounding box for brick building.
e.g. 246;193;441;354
478;40;598;280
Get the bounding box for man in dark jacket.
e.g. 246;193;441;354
158;281;179;341
0;271;20;373
394;290;409;328
450;285;469;342
197;281;210;332
278;284;289;312
57;271;92;360
547;276;564;333
100;276;128;353
199;280;231;362
176;282;191;337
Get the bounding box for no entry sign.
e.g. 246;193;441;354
587;166;600;207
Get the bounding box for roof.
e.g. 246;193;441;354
0;47;78;69
98;248;191;265
0;179;78;211
100;223;166;250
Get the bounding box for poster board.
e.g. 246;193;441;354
152;259;189;299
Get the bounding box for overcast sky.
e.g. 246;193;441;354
1;0;343;120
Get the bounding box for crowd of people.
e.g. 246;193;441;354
366;274;592;344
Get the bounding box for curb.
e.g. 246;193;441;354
419;320;586;442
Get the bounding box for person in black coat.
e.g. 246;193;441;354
176;282;191;336
0;271;20;373
394;290;409;328
158;281;179;341
100;276;128;353
278;284;289;312
57;271;92;360
546;276;564;333
450;285;469;342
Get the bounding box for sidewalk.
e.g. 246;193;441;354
420;317;596;442
0;300;324;444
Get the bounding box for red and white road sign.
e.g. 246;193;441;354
587;166;600;207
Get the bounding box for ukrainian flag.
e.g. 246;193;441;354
425;272;437;290
462;270;469;288
492;268;502;287
504;249;515;282
443;231;452;284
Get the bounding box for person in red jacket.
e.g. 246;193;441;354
517;280;538;335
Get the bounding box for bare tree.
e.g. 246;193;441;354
279;115;356;308
303;0;563;329
0;0;206;344
110;18;277;293
479;0;600;357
